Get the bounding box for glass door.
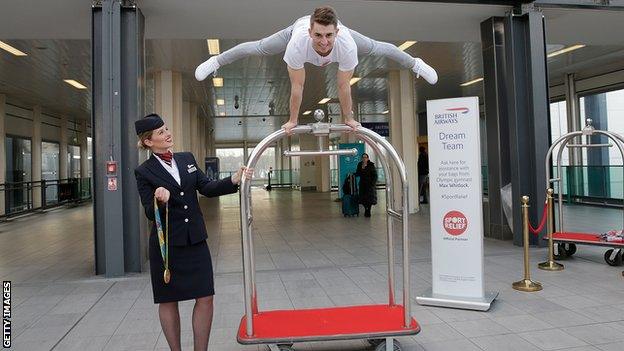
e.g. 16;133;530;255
42;141;60;205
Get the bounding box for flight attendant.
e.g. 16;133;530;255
134;113;252;351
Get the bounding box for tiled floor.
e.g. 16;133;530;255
0;189;623;351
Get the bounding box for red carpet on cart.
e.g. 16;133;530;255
237;304;419;342
553;232;624;245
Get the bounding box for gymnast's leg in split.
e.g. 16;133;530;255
349;28;438;84
195;25;294;81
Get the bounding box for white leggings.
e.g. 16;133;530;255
216;23;416;70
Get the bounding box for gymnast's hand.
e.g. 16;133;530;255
154;187;170;203
281;120;297;135
345;118;361;131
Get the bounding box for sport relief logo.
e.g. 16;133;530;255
433;107;469;125
443;210;468;236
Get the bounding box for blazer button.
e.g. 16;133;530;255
184;205;188;209
180;191;184;196
184;218;189;223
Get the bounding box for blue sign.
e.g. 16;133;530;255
205;157;220;181
362;122;389;137
338;143;366;198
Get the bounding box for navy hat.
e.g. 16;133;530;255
135;113;164;135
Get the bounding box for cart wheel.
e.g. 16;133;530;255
604;249;623;266
367;339;384;347
374;339;401;351
562;243;577;256
553;243;568;260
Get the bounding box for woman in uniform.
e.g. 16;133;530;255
134;113;252;351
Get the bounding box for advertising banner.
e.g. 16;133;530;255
205;157;220;181
338;143;365;198
417;97;497;311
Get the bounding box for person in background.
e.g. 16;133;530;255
355;153;378;217
418;146;429;204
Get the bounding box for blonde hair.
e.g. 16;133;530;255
136;130;154;149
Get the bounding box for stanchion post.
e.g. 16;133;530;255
512;196;543;292
538;188;564;271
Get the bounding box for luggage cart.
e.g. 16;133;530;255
237;114;420;351
545;119;624;267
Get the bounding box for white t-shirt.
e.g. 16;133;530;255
283;15;358;72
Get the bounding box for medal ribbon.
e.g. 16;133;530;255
153;198;170;283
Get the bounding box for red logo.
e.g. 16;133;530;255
446;107;469;114
443;211;468;236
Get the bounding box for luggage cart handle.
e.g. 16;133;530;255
566;143;613;148
283;148;358;157
388;209;403;220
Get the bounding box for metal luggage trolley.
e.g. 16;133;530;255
545;118;624;266
237;112;420;351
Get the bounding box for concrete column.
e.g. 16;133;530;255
181;101;193;152
299;134;318;191
80;120;89;178
0;95;5;215
274;140;281;171
565;73;584;197
188;102;200;157
32;106;42;208
59;115;69;179
280;138;287;171
204;119;211;157
154;70;183;152
243;140;249;163
197;114;205;169
388;70;419;213
318;137;331;192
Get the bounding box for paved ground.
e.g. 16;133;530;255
1;189;622;350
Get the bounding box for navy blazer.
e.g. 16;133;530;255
135;152;238;246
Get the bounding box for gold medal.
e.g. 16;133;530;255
164;268;171;284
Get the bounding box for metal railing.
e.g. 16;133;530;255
0;177;92;220
552;165;624;206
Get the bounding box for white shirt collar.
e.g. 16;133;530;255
154;153;181;186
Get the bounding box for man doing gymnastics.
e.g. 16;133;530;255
195;6;438;134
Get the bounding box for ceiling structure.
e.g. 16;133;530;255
1;1;623;143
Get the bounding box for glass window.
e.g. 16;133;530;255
247;146;275;180
580;88;624;165
5;136;32;213
579;88;624;199
549;100;569;166
87;137;93;177
215;148;245;174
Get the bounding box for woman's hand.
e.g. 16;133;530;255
232;167;254;185
154;187;170;203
